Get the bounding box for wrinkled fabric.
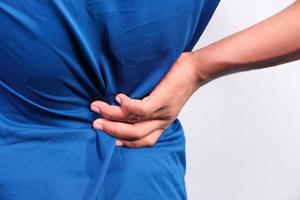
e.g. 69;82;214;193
0;1;219;199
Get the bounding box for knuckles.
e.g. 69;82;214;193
98;107;111;118
135;105;149;116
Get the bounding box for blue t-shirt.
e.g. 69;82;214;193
0;1;219;199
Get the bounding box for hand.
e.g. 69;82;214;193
90;52;205;148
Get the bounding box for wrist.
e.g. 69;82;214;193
190;44;235;83
190;48;215;84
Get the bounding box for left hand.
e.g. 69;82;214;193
90;52;206;148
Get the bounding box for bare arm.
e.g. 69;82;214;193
191;0;300;83
90;1;300;148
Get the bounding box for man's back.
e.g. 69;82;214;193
0;1;219;199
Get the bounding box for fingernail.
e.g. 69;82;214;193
94;121;103;130
115;95;122;104
91;104;101;113
115;139;124;146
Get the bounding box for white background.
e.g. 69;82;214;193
179;0;300;199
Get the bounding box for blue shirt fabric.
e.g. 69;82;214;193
0;1;219;199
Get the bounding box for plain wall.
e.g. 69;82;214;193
179;1;300;200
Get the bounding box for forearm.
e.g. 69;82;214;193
191;0;300;82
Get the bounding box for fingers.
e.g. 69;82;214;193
115;93;165;117
116;93;176;121
92;117;168;140
90;91;169;123
90;100;132;122
90;99;153;123
115;129;165;148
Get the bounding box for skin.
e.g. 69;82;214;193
90;0;300;148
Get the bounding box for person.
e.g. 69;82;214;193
0;0;219;199
90;0;300;149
